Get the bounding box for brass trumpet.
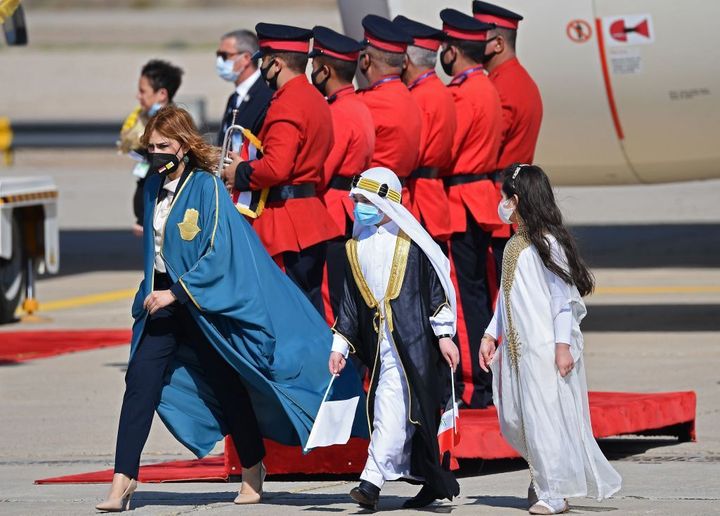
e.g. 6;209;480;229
216;109;264;176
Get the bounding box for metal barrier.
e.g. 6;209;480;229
4;97;220;151
8;120;221;149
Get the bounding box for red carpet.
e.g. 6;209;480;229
0;329;131;364
36;390;696;484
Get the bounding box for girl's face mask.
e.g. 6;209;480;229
497;196;517;224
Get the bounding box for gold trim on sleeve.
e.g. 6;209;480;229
178;277;202;311
431;299;451;318
330;326;357;355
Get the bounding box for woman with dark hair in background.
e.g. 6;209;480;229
117;59;183;237
479;164;621;514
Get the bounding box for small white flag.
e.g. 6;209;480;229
304;369;361;452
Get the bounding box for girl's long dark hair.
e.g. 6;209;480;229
502;164;595;296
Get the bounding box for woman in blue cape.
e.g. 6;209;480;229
96;106;360;511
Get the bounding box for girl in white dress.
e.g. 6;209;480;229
479;164;621;515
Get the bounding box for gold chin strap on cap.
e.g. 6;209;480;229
352;176;402;204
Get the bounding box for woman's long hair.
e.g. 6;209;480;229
502;164;595;296
141;105;220;173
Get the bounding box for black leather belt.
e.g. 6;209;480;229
267;183;317;203
410;166;439;179
442;173;491;187
327;176;354;191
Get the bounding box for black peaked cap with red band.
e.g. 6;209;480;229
253;22;312;60
392;15;444;52
361;14;413;53
440;8;494;42
310;26;363;62
472;1;523;30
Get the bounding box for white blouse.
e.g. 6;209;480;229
152;176;181;273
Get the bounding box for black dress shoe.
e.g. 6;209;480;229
402;484;439;508
349;480;380;511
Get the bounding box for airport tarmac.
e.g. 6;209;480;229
0;149;719;514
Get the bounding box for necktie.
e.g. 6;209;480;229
224;92;239;132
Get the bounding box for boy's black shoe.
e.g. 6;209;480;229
350;480;380;511
402;484;439;508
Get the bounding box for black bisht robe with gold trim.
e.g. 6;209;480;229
333;231;460;500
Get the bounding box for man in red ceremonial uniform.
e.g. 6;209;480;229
473;1;544;275
223;22;341;314
393;15;456;243
357;15;422;182
309;25;376;319
439;8;503;408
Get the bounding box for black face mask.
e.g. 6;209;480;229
260;58;279;90
148;151;183;175
440;46;456;76
310;65;330;96
480;37;497;64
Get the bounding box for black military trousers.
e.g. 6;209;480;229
323;215;353;319
282;241;327;316
448;211;494;408
491;236;509;286
114;276;265;478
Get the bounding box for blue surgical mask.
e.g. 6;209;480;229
354;203;384;226
216;56;240;82
147;102;163;116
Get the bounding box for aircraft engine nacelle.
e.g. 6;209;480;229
338;0;720;185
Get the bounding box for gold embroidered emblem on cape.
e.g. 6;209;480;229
178;208;201;241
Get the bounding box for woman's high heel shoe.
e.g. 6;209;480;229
96;477;137;512
234;462;266;505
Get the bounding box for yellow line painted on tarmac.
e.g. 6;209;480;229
39;289;136;312
24;283;720;315
594;285;720;295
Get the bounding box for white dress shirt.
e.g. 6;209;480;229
234;68;261;107
229;69;262;151
152;176;181;273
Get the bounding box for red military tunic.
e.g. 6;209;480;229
444;65;504;234
320;85;376;231
407;70;456;241
489;56;543;168
243;75;342;257
488;56;543;237
357;75;422;180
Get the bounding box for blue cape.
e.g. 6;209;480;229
131;169;365;457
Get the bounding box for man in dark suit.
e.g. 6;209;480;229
215;29;273;146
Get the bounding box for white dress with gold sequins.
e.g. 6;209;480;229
486;233;622;501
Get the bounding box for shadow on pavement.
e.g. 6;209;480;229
130;491;413;510
583;304;720;332
571;224;720;269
